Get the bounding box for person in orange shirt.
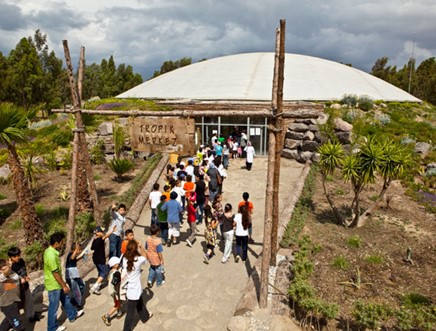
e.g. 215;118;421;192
183;175;196;209
162;185;171;202
121;229;134;255
238;192;254;243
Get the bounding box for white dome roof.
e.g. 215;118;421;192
117;52;420;103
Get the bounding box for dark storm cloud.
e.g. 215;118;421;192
0;3;26;30
0;0;434;79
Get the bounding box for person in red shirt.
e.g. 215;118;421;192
186;193;198;247
238;192;254;243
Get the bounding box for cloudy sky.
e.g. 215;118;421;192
0;0;435;79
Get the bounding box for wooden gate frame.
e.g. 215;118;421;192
56;19;322;308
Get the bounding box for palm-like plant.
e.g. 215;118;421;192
108;158;134;181
0;102;44;245
319;136;411;228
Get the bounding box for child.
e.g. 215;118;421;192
161;191;183;246
7;247;40;323
234;206;250;262
65;243;86;310
186;193;197;247
157;195;169;245
101;256;125;326
171;180;185;223
0;259;24;330
162;185;171;202
148;183;161;226
90;225;114;295
203;205;219;264
146;224;165;288
121;229;134;255
238;192;254;243
109;203;127;258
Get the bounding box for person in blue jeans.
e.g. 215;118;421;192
44;232;84;331
146;225;165;288
161;191;183;246
157;195;169;245
109;203;127;258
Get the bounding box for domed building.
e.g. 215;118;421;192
117;53;420;154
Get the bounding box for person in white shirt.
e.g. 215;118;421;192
122;240;152;330
244;141;256;171
148;183;161;227
234;205;250;262
185;159;195;177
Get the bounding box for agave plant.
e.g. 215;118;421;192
108;158;134;181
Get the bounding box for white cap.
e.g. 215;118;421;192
108;256;121;267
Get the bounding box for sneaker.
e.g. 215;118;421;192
147;281;153;288
90;286;101;295
69;309;84;323
221;259;229;264
56;326;66;331
101;314;111;326
116;311;125;319
147;312;154;322
203;254;209;264
166;240;171;247
186;239;192;247
157;280;165;287
235;255;240;263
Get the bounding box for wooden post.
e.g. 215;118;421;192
78;46;85;108
77;47;100;221
259;20;285;309
62;40;81;259
271;19;286;266
259;121;276;309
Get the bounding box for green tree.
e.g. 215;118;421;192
0;52;8;101
415;57;436;104
0;102;44;245
319;137;411;227
152;57;192;78
5;38;43;109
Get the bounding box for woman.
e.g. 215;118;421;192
122;240;152;331
234;205;250;262
203;205;219;264
244;141;255;171
220;203;235;263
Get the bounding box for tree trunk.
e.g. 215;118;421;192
356;179;391;228
321;175;346;226
7;144;44;245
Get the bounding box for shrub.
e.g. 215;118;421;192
24;240;45;269
90;139;106;165
0;193;6;200
8;219;22;230
52;129;73;147
44;217;66;238
365;254;384;264
358;95;374;111
331;256;350;270
74;212;95;243
108;158;134;180
341;94;358;108
347;235;361;248
352;301;393;330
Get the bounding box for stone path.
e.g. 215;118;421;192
13;157;304;330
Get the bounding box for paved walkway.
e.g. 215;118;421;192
16;157;304;331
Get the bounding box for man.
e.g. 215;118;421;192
44;232;84;331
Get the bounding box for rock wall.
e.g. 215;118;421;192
282;114;353;163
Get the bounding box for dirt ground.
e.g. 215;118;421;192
303;172;436;325
0;161;143;251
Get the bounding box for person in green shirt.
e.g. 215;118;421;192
44;232;84;331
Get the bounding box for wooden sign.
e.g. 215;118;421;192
129;117;195;154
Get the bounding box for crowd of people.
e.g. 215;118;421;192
0;132;256;331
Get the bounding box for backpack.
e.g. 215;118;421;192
111;270;122;286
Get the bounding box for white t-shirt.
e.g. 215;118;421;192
234;213;249;236
172;186;185;206
123;256;147;300
185;165;195;177
149;191;161;209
